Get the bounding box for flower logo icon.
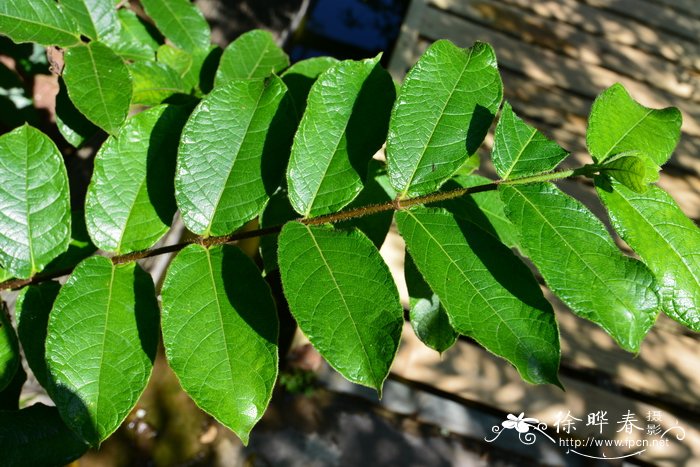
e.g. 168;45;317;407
502;412;540;433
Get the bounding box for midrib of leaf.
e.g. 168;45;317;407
115;177;147;254
23;135;35;274
85;45;113;134
399;48;473;198
501;126;537;180
246;41;271;79
95;263;117;433
155;0;201;50
600;109;653;160
305;225;377;384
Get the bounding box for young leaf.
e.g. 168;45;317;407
0;404;88;466
281;56;339;118
140;0;210;52
45;256;159;446
55;77;100;148
0;0;80;47
598;151;652;193
215;29;289;86
396;207;561;385
176;76;293;236
492;102;568;180
161;244;278;444
86;105;188;253
386;40;503;198
0;125;71;279
63;41;132;135
15;281;61;390
278;223;403;393
129;61;187;105
110;8;160;62
286;56;395;217
597;180;700;331
499;183;659;352
60;0;120;42
157;44;205;92
0;304;19;391
586;83;682;164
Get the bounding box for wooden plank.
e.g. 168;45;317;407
387;0;428;80
430;0;698;102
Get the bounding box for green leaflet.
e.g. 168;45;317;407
0;403;88;466
85;105;188;253
157;44;207;92
278;223;403;393
45;256;159;446
286;56;395;217
0;362;25;410
129;61;187;105
597;180;700;331
0;0;80;47
586;83;682;165
42;209;97;276
404;254;457;354
15;281;60;391
281;56;339;118
61;0;120;42
140;0;210;52
0;125;71;279
396;207;560;385
500;183;659;352
55;77;100;148
215;29;289;86
597;151;652;193
110;8;160;62
0;303;19;391
161;244;278;444
176;76;293;236
386;40;503;198
63;41;132;135
492;102;568;180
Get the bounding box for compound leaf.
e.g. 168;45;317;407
86;105;188;253
140;0;210;52
287;56;395;217
45;256;159;446
492;102;568;179
176;76;292;236
278;223;403;393
597;180;700;331
500;183;659;352
0;125;71;279
63;41;132;135
61;0;120;42
161;244;278;444
386;40;502;198
0;304;19;391
396;207;560;385
586;83;682;165
0;0;80;47
215;29;289;86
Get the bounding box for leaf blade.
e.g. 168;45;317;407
0;0;80;47
215;29;289;86
60;0;120;42
0;303;19;391
140;0;210;52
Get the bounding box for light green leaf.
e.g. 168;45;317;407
110;8;160;62
15;281;60;390
140;0;210;52
161;244;278;444
157;44;201;91
63;41;132;135
586;83;682;164
278;223;403;393
287;56;395;217
597;180;700;331
176;76;292;236
0;0;80;47
129;61;187;105
0;303;19;391
61;0;120;42
215;29;289;86
0;403;88;466
500;183;659;352
86;105;188;253
598;151;653;193
386;40;503;198
0;125;71;279
396;207;560;385
45;256;159;446
492;102;568;180
281;56;338;118
404;254;457;354
56;77;100;148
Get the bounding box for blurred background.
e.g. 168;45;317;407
3;0;700;465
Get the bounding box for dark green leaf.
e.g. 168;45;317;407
176;76;292;236
0;0;80;47
287;56;395;217
281;56;338;118
42;209;97;275
586;83;682;165
55;77;99;148
500;183;659;352
386;40;502;197
0;303;19;391
45;256;159;446
161;244;278;444
0;125;71;278
109;8;160;62
278;223;403;393
129;61;187;105
215;30;289;86
396;207;560;385
61;0;120;42
492;102;568;179
0;403;88;466
597;180;700;331
0;362;25;410
259;190;297;274
63;41;132;135
140;0;210;52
